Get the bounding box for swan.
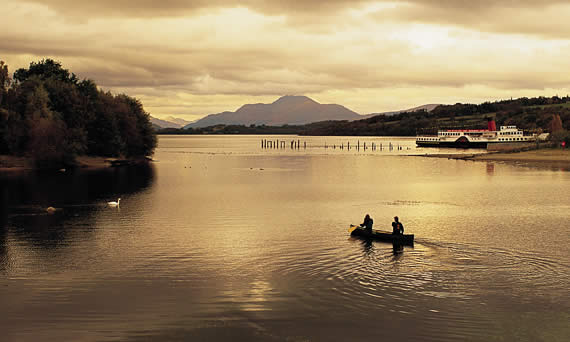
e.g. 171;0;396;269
107;198;121;207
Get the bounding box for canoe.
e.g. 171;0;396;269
350;225;414;245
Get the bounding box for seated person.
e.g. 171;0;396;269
361;214;373;233
392;216;404;235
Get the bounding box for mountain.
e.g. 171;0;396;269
165;116;193;127
360;104;440;120
185;96;362;128
151;116;193;129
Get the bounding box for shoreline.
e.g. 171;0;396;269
0;155;152;172
417;148;570;167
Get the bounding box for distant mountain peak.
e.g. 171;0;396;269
272;95;318;105
185;95;361;128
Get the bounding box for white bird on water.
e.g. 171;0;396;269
107;198;121;207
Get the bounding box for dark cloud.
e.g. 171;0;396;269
21;0;373;17
20;0;569;17
3;25;568;96
19;0;570;38
372;1;570;38
405;0;565;10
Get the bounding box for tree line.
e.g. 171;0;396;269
158;96;569;144
299;97;570;138
0;59;156;167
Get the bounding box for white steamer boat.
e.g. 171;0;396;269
416;119;537;148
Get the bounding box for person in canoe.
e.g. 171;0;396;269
361;214;373;233
392;216;404;235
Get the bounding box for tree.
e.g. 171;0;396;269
13;59;77;84
549;114;563;133
5;59;157;164
0;60;9;105
27;117;68;167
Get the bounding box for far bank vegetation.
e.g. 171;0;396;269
0;59;156;168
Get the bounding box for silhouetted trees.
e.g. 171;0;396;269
0;59;156;167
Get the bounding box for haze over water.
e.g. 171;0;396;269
1;135;569;341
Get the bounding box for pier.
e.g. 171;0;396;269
260;139;411;152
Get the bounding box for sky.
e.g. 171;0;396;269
2;0;570;121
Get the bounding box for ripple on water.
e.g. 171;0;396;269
233;235;570;339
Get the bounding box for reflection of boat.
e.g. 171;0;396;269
416;118;537;148
350;225;414;245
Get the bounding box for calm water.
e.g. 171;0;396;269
1;135;569;341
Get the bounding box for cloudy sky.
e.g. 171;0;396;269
2;1;570;121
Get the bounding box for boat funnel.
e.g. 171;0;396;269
487;118;497;131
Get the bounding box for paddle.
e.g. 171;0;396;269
348;224;360;233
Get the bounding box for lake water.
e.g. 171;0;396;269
1;135;569;341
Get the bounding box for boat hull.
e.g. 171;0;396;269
416;140;488;148
351;226;414;245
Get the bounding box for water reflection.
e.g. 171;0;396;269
354;236;411;257
359;238;373;256
0;164;155;269
486;162;495;176
3;164;155;207
392;242;404;255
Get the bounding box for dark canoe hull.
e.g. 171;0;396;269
351;227;414;245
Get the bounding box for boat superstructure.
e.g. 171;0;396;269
416;119;536;148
